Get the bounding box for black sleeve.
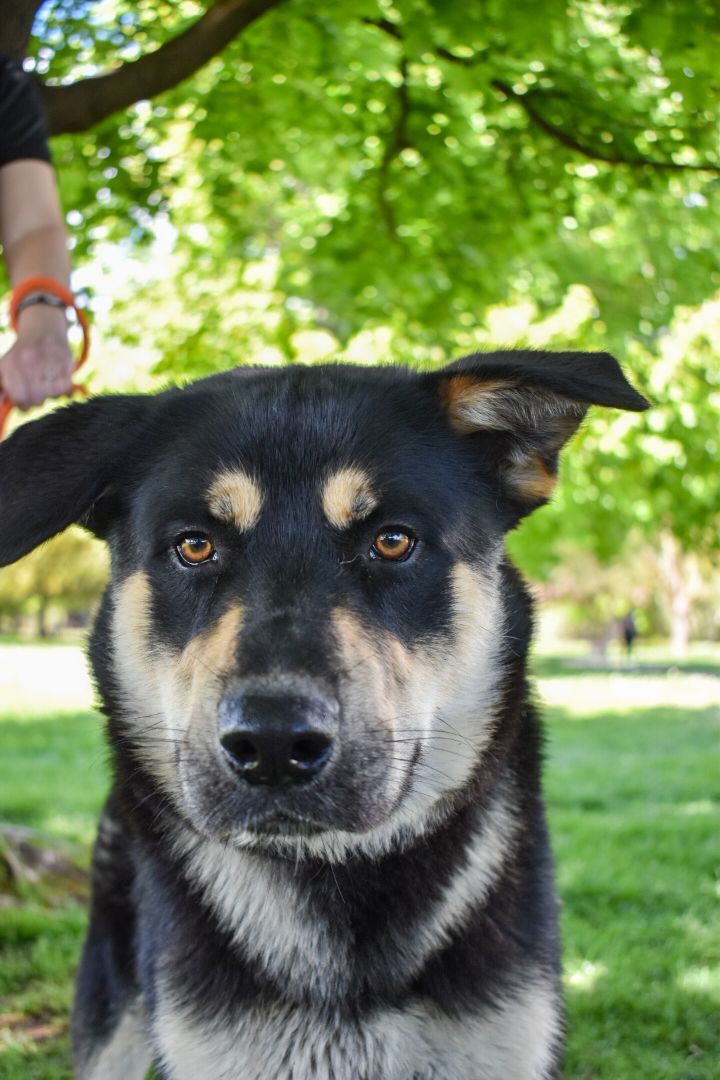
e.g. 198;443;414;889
0;56;51;169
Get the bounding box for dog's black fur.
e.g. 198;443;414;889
0;352;647;1079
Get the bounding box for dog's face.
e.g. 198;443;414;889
0;353;647;857
106;367;508;854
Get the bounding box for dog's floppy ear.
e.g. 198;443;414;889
0;395;150;566
434;350;649;514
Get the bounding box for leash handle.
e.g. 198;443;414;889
0;395;12;438
1;277;90;440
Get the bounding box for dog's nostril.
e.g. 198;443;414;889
289;734;331;770
220;734;260;772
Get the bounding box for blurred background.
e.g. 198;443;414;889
2;0;719;653
0;2;718;1078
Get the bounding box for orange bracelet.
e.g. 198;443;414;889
1;276;90;440
10;275;90;368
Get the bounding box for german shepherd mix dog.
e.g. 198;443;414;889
0;352;647;1079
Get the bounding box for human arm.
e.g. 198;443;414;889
0;158;74;409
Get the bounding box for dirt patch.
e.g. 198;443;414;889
0;824;89;904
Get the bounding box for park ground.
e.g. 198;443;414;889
0;639;718;1079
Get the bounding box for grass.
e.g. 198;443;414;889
0;642;718;1078
538;662;720;1079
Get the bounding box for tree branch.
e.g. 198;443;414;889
364;17;487;66
377;57;411;237
364;19;719;175
41;0;287;136
492;79;720;174
362;17;402;42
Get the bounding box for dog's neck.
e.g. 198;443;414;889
126;740;541;1006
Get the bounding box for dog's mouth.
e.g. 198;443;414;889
178;734;409;843
243;810;329;837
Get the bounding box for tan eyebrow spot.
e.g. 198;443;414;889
321;467;378;529
207;470;263;532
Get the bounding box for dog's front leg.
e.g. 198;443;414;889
71;795;154;1080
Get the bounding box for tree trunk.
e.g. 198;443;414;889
1;0;286;136
36;599;49;639
657;531;699;656
0;0;46;59
669;583;691;655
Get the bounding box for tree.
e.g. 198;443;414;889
2;1;719;647
3;0;720;363
508;294;720;650
0;529;108;636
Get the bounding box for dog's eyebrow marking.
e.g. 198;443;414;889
207;470;263;532
321;467;378;529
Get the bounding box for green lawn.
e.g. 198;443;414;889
1;643;718;1078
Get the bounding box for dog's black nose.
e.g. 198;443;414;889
218;691;338;786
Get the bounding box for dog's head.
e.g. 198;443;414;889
0;353;647;857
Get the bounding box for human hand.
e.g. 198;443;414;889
0;303;74;410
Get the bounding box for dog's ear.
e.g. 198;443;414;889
0;395;151;566
433;350;649;515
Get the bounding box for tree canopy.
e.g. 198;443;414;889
4;0;716;359
1;0;718;645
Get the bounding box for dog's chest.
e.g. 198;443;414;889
169;794;518;1000
148;824;560;1078
152;985;560;1080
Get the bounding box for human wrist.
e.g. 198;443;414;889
8;276;89;364
14;300;69;343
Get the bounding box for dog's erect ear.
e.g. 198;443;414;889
0;395;151;566
433;350;649;513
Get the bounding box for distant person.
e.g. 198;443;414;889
0;55;74;415
621;610;637;659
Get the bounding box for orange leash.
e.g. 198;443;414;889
0;276;90;439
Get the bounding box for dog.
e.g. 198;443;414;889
0;351;648;1079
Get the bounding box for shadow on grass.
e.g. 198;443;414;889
547;700;720;1080
0;710;105;1078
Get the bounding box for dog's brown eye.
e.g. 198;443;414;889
177;535;215;565
371;530;414;562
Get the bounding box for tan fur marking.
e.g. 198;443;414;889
505;453;557;501
332;607;412;694
440;375;515;434
447;561;504;747
322;467;378;529
113;571;163;698
450;561;495;655
178;605;244;706
114;570;152;643
113;575;245;799
112;571;179;789
207;470;263;532
173;609;245;734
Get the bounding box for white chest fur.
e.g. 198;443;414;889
153;979;560;1080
